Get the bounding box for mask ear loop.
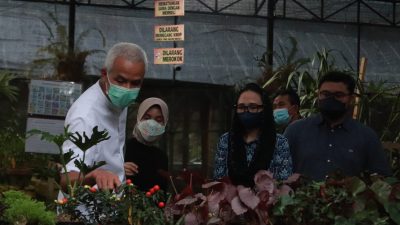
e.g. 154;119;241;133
104;73;111;95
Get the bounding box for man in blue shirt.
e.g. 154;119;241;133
284;71;392;181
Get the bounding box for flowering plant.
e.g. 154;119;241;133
29;126;180;225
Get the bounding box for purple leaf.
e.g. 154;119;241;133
257;190;271;210
254;170;275;193
176;196;198;205
225;183;238;202
194;193;206;201
207;200;220;214
256;208;270;225
231;196;248;215
237;185;260;209
208;217;221;224
202;181;222;189
185;212;199;225
207;192;224;213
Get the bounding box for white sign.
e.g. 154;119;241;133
154;48;184;64
154;24;184;41
155;0;184;17
25;118;65;154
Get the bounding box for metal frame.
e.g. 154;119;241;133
16;0;400;70
17;0;400;27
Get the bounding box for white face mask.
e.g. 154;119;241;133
137;119;166;142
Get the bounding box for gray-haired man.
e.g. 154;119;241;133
61;42;146;191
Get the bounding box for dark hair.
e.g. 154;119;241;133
274;89;300;106
318;71;356;94
228;83;276;187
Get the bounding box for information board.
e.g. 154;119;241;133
155;0;184;17
28;80;81;117
154;48;184;64
154;24;184;41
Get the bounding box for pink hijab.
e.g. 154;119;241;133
132;97;169;144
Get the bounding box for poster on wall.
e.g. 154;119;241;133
25;118;64;154
155;0;184;17
28;80;82;117
154;48;184;64
154;24;184;41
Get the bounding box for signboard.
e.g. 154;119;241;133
155;0;184;17
28;80;81;117
154;24;184;41
25;118;64;154
154;48;184;64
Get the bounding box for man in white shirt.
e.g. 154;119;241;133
60;42;145;191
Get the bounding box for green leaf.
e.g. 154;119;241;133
0;72;19;102
388;202;400;225
74;159;106;175
27;128;68;148
62;149;77;164
370;179;392;211
273;195;295;216
352;197;366;213
345;177;366;196
334;216;355;225
68;126;110;152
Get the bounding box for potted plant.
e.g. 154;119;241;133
29;126;180;225
167;170;400;225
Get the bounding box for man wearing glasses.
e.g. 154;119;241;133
284;71;391;181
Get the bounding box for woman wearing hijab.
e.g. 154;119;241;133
213;83;293;187
124;97;169;191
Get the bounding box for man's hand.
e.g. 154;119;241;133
87;169;121;190
124;162;139;176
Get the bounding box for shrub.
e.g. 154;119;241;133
1;190;56;225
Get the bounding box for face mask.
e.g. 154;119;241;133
318;97;347;121
273;108;291;125
238;112;263;129
107;75;140;108
137;119;166;142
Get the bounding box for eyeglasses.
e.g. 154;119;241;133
318;91;351;99
234;104;264;113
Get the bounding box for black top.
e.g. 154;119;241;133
124;138;169;191
284;115;392;181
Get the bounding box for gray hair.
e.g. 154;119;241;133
104;42;148;73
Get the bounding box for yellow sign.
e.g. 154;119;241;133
154;0;184;17
154;24;184;41
154;48;184;64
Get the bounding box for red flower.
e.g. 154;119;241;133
153;185;160;191
89;187;97;193
158;202;165;208
149;188;155;194
146;192;152;197
126;179;132;185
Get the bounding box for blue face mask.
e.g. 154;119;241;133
238;112;263;129
273;108;291;125
107;75;140;108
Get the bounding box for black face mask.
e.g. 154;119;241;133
238;112;263;129
318;97;347;121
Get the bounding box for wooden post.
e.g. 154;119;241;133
352;57;367;119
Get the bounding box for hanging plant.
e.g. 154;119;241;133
30;12;106;82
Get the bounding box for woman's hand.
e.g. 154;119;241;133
124;162;139;176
